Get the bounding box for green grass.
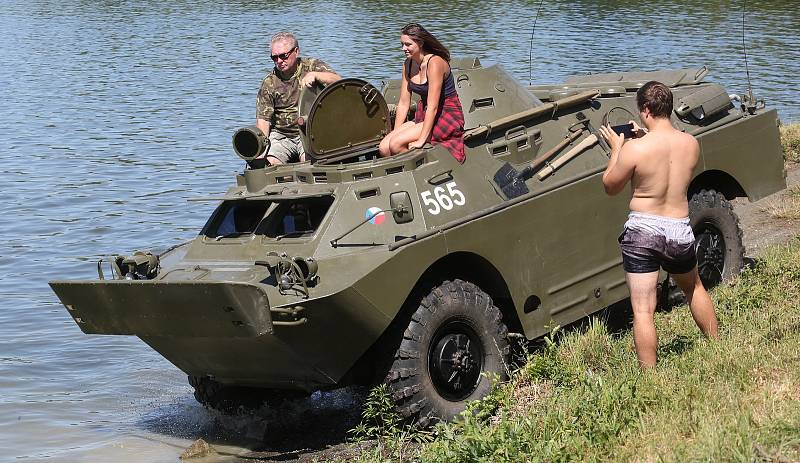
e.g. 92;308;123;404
781;122;800;163
347;239;800;462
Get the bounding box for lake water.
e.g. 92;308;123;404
1;0;798;461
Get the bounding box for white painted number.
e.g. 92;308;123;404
434;186;453;210
420;190;440;215
447;182;466;206
420;181;466;215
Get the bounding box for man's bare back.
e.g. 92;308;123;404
625;123;699;218
601;118;700;219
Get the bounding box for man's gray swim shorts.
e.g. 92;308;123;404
618;212;697;274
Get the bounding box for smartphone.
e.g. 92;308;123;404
611;123;635;139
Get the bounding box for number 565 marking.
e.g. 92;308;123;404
420;181;466;215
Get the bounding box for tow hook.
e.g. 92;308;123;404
257;253;318;298
97;251;159;280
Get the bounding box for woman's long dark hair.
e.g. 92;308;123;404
401;23;450;62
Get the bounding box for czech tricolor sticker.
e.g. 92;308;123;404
365;207;385;225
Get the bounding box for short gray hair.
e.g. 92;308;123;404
271;32;298;49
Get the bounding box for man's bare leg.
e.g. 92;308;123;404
671;268;719;339
626;271;661;368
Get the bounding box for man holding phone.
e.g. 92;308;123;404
599;81;719;369
610;122;636;139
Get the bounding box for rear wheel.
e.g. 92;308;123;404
661;189;745;306
384;279;509;427
690;189;745;287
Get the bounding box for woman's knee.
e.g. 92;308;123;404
379;136;392;157
389;137;408;154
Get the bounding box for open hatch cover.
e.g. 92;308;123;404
299;78;391;163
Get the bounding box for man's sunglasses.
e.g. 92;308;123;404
271;47;297;62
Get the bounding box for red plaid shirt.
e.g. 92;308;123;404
414;93;466;163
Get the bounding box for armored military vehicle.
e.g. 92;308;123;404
50;59;786;426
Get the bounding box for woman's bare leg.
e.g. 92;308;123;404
379;122;418;157
388;122;423;155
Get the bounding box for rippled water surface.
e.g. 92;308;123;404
1;0;798;460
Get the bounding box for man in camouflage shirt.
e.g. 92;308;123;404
256;32;340;165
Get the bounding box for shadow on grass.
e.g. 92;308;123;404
657;335;695;359
551;256;761;349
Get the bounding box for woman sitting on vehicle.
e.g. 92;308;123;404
378;23;466;163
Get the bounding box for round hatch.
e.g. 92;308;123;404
300;78;391;163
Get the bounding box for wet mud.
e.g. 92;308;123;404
140;388;369;462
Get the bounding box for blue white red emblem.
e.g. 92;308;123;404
365;207;385;225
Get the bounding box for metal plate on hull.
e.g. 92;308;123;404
49;280;271;337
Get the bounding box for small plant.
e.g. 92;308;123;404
347;384;435;462
349;383;404;441
780;122;800;163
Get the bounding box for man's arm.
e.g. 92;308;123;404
255;78;274;138
256;118;270;135
255;81;273;159
301;71;340;87
599;125;636;196
301;59;341;88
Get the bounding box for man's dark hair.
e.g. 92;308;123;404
636;81;673;118
401;23;450;62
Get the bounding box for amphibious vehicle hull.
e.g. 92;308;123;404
51;60;786;422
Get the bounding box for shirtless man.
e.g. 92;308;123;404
599;81;719;369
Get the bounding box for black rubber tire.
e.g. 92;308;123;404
384;279;510;427
188;376;306;414
690;189;745;286
662;189;745;306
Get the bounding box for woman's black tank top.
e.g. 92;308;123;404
406;56;456;101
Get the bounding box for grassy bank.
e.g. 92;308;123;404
768;122;800;220
342;123;800;463
782;122;800;163
349;239;800;462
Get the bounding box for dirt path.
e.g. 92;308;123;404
733;163;799;256
202;164;800;463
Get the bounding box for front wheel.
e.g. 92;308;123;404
384;279;510;427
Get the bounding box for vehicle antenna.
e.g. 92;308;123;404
741;0;754;106
528;0;545;86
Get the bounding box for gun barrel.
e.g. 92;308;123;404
232;126;270;161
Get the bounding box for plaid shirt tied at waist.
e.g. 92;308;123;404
414;93;466;163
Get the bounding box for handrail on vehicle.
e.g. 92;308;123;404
464;89;600;141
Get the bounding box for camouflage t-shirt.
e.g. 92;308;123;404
256;57;335;136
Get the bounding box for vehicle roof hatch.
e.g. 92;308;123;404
299;78;391;163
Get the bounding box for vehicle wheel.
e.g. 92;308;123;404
384;279;510;427
690;189;745;287
188;376;305;414
662;189;745;306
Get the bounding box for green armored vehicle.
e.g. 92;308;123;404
50;59;786;426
